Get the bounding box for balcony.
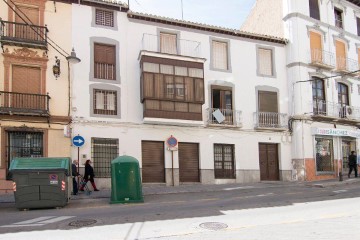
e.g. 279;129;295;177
0;20;48;50
309;49;335;69
141;33;201;58
206;108;242;127
310;100;360;122
254;112;288;130
0;91;50;116
336;57;359;74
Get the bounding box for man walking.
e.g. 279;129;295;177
348;151;358;178
72;160;80;195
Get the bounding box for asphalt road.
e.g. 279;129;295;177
0;182;360;236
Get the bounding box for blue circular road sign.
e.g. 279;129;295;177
72;135;85;147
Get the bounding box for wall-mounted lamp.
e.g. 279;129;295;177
52;56;60;79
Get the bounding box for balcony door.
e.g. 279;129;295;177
212;88;233;124
310;31;322;63
335;40;346;70
11;65;43;111
312;78;326;115
15;5;40;40
338;83;349;118
160;32;177;55
258;91;278;127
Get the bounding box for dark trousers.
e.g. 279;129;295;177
80;176;98;190
348;165;358;177
72;177;78;195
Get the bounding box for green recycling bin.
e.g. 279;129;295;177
9;157;71;210
111;155;143;204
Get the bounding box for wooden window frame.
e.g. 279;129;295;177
94;43;116;80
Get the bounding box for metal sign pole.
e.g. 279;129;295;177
77;147;80;188
171;151;174;186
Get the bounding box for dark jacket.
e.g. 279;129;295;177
72;163;79;177
84;163;95;178
349;154;357;166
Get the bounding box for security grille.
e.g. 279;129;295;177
95;9;114;27
214;144;235;179
91;138;118;177
6;131;43;169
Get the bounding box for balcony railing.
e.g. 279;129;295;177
0;91;50;116
207;108;242;127
309;49;335;69
0;20;48;49
254;112;288;129
141;33;201;58
311;100;360;121
336;57;359;73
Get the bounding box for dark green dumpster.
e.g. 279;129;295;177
9;157;72;210
111;155;143;204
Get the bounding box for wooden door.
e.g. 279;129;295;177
259;143;279;181
179;142;200;182
141;141;165;183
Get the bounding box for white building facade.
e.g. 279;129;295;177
69;1;292;188
242;0;360;181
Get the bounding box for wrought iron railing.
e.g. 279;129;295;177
0;91;50;115
94;62;115;80
336;56;359;73
0;20;48;48
141;33;202;58
311;100;360;120
254;112;288;129
207;108;242;126
310;49;335;68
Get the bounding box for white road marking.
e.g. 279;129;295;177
1;216;75;228
333;190;347;193
223;186;255;191
38;216;74;224
256;193;274;197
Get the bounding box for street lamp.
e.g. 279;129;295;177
66;48;81;116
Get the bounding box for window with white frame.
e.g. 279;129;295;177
95;9;114;27
93;89;117;115
212;40;228;70
258;48;274;76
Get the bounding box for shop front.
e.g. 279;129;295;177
308;128;359;181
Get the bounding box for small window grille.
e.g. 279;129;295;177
94;89;117;115
91;138;118;177
214;144;235;179
95;9;114;27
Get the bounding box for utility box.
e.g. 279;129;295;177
9;157;71;210
110;156;143;204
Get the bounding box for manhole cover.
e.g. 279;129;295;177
199;222;228;230
69;219;97;228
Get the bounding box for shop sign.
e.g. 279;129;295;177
312;128;360;138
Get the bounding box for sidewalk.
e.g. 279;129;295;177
1;177;359;204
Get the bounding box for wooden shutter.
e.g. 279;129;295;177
335;40;346;70
160;33;177;54
141;141;165;183
179;143;200;182
310;31;322;63
259;143;279;181
309;0;320;20
12;65;42;110
94;43;116;80
258;48;273;76
212;41;228;70
259;91;278;113
15;5;39;25
15;5;39;40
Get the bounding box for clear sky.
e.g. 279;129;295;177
127;0;257;29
